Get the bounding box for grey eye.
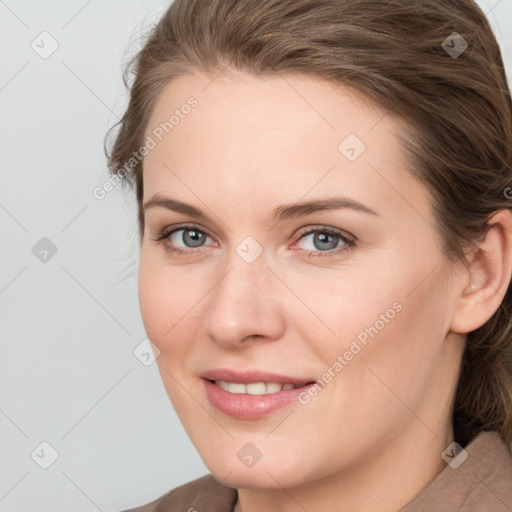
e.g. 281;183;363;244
172;228;209;248
299;231;344;251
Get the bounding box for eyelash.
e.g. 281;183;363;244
151;223;356;259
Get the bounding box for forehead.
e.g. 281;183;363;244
144;69;399;154
141;70;426;221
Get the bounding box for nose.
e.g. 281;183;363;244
203;251;286;349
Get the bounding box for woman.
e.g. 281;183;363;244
105;0;512;510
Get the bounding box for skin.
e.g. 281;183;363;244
137;68;512;512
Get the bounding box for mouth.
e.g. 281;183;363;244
200;369;318;419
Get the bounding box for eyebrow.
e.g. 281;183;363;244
141;194;379;225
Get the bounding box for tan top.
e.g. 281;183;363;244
122;430;512;512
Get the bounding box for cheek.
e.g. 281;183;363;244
138;259;165;344
289;268;403;361
305;257;451;400
138;257;205;419
335;273;452;418
137;252;198;358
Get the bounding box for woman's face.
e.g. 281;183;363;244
138;69;466;489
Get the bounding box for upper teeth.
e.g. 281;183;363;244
215;381;297;394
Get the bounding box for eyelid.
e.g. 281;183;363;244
292;224;355;243
157;223;216;243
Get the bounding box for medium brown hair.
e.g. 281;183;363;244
104;0;512;446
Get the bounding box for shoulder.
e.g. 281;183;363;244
120;473;238;512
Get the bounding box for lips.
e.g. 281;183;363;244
200;369;317;419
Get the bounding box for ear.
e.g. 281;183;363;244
450;209;512;334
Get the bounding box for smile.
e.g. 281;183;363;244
201;372;317;419
213;380;300;394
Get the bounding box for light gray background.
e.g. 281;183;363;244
1;1;511;510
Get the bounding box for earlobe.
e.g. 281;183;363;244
450;209;512;334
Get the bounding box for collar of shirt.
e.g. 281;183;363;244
401;430;512;511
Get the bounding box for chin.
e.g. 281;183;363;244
207;463;302;490
193;436;319;490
